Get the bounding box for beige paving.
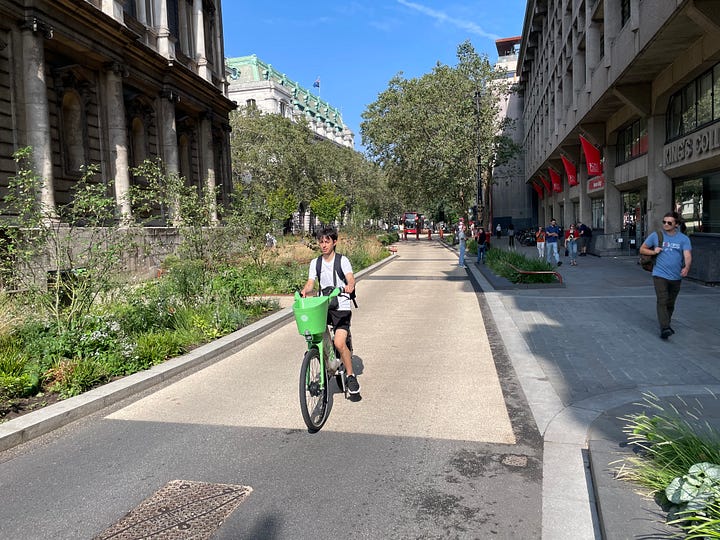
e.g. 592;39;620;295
108;242;515;443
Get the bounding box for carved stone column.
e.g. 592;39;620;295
200;112;217;223
20;17;55;217
104;62;132;221
158;89;180;224
193;0;210;81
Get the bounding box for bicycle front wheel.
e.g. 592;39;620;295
299;347;329;432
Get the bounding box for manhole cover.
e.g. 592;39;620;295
501;454;528;467
95;480;252;540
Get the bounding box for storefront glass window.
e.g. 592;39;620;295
622;192;641;232
714;65;720;121
591;198;604;230
674;175;720;233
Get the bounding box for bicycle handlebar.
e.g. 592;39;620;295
295;287;345;301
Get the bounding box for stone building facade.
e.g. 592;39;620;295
226;55;354;149
515;0;720;282
0;0;235;224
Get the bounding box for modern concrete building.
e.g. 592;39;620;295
489;36;532;231
226;55;354;149
0;0;235;224
516;0;720;282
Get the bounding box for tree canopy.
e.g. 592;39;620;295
229;107;398;232
360;40;519;228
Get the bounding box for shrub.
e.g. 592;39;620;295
486;248;557;284
133;331;187;370
619;393;720;536
44;358;108;398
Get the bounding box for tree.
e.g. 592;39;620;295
361;40;519;229
229;105;392;231
310;182;346;226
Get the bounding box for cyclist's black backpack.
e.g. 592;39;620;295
315;254;358;308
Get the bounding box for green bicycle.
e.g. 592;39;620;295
292;288;351;432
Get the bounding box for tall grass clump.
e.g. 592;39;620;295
619;392;720;537
484;247;558;284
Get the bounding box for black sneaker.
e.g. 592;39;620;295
557;261;562;267
346;374;360;395
660;328;672;340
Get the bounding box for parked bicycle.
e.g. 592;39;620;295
292;287;352;432
518;228;537;247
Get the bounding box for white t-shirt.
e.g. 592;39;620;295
308;254;354;311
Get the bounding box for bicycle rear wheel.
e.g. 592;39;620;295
299;347;329;432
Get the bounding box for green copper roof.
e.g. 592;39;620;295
226;55;346;132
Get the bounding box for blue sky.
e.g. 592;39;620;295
221;1;528;150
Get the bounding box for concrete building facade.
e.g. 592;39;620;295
226;55;354;149
490;36;533;231
516;0;720;282
0;0;235;224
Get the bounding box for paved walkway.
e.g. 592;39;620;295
459;236;720;539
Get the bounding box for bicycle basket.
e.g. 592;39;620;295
292;295;329;335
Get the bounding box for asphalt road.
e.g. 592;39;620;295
0;241;542;539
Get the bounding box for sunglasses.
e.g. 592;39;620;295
662;220;675;225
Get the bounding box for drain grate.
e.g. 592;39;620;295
501;454;528;467
95;480;252;540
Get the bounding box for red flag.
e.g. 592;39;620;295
531;181;544;200
549;167;562;192
539;174;551;193
561;155;579;186
579;135;603;175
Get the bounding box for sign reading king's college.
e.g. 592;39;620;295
664;123;720;167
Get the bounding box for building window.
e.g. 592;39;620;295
591;198;604;231
246;99;256;109
674;175;719;233
667;63;720;141
616;117;648;164
620;0;631;27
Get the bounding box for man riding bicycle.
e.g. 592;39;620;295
300;226;359;395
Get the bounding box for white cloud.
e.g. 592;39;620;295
397;0;501;41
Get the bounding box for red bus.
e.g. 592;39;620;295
403;211;422;234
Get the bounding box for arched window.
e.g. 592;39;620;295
61;91;86;174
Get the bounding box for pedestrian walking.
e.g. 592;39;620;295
564;224;579;266
495;223;502;240
508;223;516;250
535;226;546;258
475;226;487;264
578;222;591;256
546;218;562;266
457;218;467;268
639;211;692;340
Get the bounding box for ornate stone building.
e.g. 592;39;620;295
226;55;354;148
0;0;235;223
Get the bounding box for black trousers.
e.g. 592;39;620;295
653;276;682;330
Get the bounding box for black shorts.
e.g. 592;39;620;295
327;309;352;332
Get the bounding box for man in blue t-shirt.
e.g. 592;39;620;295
545;218;562;266
639;211;692;340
